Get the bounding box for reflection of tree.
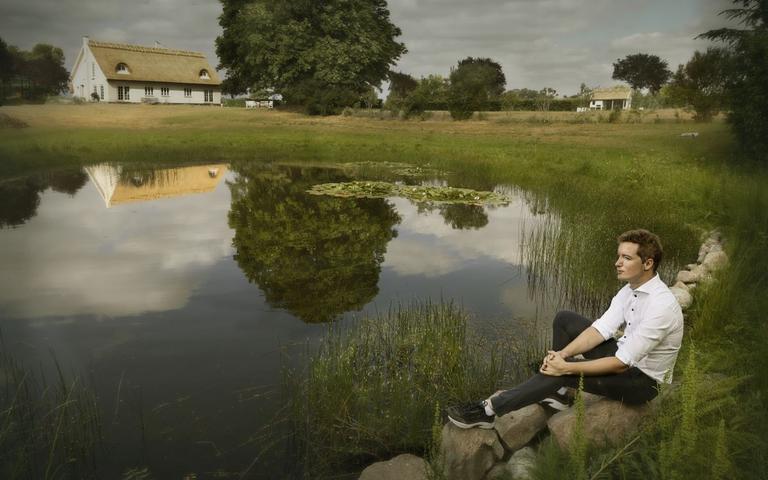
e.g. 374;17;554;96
0;168;88;228
438;204;488;230
228;164;401;323
0;178;45;228
46;169;88;195
414;202;489;230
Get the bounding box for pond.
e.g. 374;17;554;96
0;160;595;478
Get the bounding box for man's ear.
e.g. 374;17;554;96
643;258;654;271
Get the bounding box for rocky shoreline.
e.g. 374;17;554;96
359;231;728;480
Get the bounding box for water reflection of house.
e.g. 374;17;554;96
85;164;228;208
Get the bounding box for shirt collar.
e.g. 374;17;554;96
633;273;662;294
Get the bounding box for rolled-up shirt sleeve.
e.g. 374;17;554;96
614;298;678;367
591;287;628;340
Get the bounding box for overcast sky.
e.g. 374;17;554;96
0;0;734;96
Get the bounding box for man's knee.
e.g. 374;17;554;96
553;310;576;329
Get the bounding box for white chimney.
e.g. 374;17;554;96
83;36;89;48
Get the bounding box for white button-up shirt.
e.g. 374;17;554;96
591;274;684;383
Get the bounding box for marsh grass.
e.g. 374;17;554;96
529;173;768;479
0;341;102;480
282;302;540;477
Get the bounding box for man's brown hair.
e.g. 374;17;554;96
617;229;663;272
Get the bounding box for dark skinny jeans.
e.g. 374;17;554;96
490;310;659;416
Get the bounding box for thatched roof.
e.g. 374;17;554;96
89;40;221;86
591;86;632;101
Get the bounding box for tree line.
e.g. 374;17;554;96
0;38;69;102
216;0;766;160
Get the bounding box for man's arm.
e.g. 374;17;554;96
557;326;607;358
541;354;628;377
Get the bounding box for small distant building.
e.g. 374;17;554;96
70;36;221;104
589;86;632;110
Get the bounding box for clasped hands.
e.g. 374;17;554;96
539;350;570;376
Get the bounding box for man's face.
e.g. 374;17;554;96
615;242;652;283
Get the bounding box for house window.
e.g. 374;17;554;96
160;87;169;96
199;69;210;80
116;63;129;74
184;88;192;97
91;62;95;80
118;86;130;101
100;85;104;100
144;86;154;96
204;90;214;102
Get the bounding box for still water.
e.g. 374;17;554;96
0;161;557;478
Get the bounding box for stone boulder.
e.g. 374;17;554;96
359;454;429;480
676;264;706;284
483;447;538;480
506;446;537;479
440;423;504;480
493;404;548;452
547;394;652;450
669;286;693;310
702;250;728;272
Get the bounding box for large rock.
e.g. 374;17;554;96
702;250;728;272
484;446;537;480
507;447;537;479
669;286;693;310
359;454;429;480
440;423;504;480
547;394;652;450
493;404;548;453
676;265;705;284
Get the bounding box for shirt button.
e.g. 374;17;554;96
633;294;637;298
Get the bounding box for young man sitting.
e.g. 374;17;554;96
447;229;684;428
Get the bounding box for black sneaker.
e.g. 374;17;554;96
446;401;495;429
539;391;574;411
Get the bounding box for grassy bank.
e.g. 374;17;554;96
1;104;766;477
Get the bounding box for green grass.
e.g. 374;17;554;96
282;302;543;477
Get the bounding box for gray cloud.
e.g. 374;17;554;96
0;0;735;96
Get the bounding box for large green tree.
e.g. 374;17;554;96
0;38;14;102
384;70;418;112
216;0;406;115
448;57;506;120
612;53;672;94
0;39;68;100
667;48;731;122
228;164;401;323
700;0;768;161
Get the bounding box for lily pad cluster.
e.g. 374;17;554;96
345;162;446;178
307;181;512;206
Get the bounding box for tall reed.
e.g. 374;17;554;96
282;302;537;477
0;341;102;480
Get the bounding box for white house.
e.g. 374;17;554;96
589;86;632;110
70;37;222;104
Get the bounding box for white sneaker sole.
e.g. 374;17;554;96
448;415;495;429
539;398;571;411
